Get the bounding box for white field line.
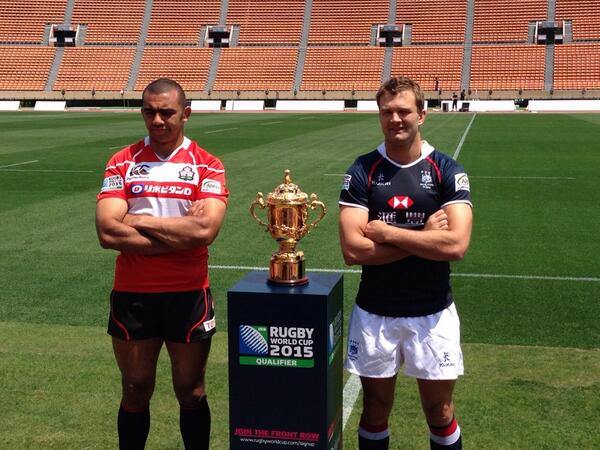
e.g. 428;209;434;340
342;375;362;430
260;121;283;125
453;113;476;160
208;265;600;282
0;160;38;169
205;128;238;134
0;168;94;173
298;116;315;120
109;145;125;149
471;175;576;180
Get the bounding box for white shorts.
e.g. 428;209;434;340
344;303;464;380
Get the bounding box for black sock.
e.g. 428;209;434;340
118;405;150;450
359;434;389;450
180;396;211;450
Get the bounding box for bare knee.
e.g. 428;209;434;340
121;375;155;409
173;377;206;409
423;400;454;427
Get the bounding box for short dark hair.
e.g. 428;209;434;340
142;78;186;108
376;76;425;113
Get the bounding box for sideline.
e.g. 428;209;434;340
453;113;476;160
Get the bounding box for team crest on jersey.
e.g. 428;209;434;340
342;174;351;190
454;173;470;192
420;170;434;189
178;166;195;181
101;175;123;192
201;178;221;194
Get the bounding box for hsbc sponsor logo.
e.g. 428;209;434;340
455;173;470;192
387;195;413;209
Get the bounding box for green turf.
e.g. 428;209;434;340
1;111;599;448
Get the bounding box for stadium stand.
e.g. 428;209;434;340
71;0;144;44
135;47;213;91
396;0;467;44
301;47;385;91
53;47;135;91
554;43;600;90
470;45;545;90
555;0;600;41
213;47;297;91
0;0;67;43
145;0;220;45
473;0;547;42
0;46;55;90
308;0;388;44
227;0;304;45
391;46;463;91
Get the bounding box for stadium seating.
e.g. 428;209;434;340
555;0;600;41
391;46;463;91
146;0;220;45
473;0;547;42
213;47;297;91
227;0;304;45
396;0;466;43
0;0;67;43
469;45;545;90
309;0;388;44
53;47;135;91
554;44;600;89
71;0;144;44
301;47;384;91
135;47;213;91
0;46;55;90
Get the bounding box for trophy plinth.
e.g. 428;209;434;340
250;169;327;285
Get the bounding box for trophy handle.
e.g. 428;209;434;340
306;193;327;232
250;192;269;231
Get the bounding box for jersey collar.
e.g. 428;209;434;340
377;140;435;168
144;136;191;161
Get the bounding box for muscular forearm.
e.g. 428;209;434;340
97;219;174;254
124;214;216;250
341;235;411;266
378;227;467;261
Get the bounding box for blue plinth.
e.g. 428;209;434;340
228;271;343;450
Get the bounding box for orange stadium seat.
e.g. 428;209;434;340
146;0;220;45
397;0;466;43
213;47;297;91
301;47;385;91
556;0;600;41
554;44;600;89
473;0;547;42
0;46;55;90
470;45;545;90
135;47;213;91
391;46;463;91
71;0;144;44
0;0;67;43
53;47;135;91
227;0;304;45
309;0;388;44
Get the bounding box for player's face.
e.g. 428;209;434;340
141;89;191;152
378;90;425;148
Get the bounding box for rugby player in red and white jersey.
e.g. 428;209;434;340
96;78;228;450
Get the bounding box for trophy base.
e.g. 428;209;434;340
268;253;308;286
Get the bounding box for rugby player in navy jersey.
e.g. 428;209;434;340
96;78;228;450
339;76;473;450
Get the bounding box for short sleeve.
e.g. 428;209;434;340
97;154;127;202
439;160;472;208
197;156;229;204
339;157;370;211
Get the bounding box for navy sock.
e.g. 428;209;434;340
118;405;150;450
180;396;211;450
358;419;390;450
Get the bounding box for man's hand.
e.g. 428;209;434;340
424;209;448;231
186;200;205;217
364;220;390;244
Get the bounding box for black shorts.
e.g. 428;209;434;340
108;288;216;343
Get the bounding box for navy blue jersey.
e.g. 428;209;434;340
339;141;472;317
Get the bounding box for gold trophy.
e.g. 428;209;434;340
250;169;327;285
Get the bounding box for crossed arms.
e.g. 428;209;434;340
339;203;472;266
96;197;226;254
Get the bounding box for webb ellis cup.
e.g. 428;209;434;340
250;169;327;285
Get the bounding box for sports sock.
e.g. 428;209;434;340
118;404;150;450
429;417;462;449
180;396;211;450
358;418;390;450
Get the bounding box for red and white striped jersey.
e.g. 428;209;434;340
97;136;229;292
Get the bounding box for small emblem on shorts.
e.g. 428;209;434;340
439;351;456;368
203;317;216;332
348;339;360;361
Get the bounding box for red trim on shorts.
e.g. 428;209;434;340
430;418;458;437
425;156;442;183
367;156;385;187
111;295;131;341
185;288;209;343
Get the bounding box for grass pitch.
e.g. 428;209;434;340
1;111;599;449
